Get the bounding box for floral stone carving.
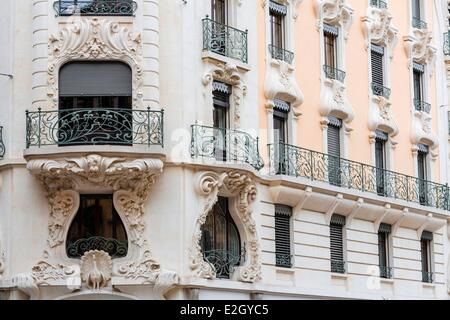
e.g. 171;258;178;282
190;171;261;283
48;18;143;108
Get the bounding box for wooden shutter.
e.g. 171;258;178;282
275;205;292;268
330;214;345;273
371;45;384;86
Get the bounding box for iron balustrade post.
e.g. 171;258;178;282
147;107;151;147
161;108;164;148
38;107;42;148
25;110;29;148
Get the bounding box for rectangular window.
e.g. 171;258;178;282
371;44;385;89
327;117;342;186
420;231;433;283
270;2;286;49
411;0;422;20
275;205;292;268
330;214;346;274
413;64;424;104
324;28;337;69
378;223;392;279
273;100;290;174
211;0;228;24
375;131;387;196
212;82;231;162
417;144;429;205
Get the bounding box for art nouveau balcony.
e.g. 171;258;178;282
323;65;346;83
202;17;248;64
53;0;138;16
414;99;431;114
25;107;164;156
370;0;387;9
268;142;450;211
0;126;5;159
268;44;295;65
190;124;264;171
412;17;427;30
371;83;391;100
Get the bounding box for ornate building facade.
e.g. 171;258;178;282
0;0;450;300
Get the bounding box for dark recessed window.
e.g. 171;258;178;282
66;194;128;259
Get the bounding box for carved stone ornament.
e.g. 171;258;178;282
203;62;247;129
319;77;354;125
47;18;143;108
264;59;304;117
403;30;436;74
362;5;398;58
368;95;399;138
189;171;261;283
411;111;438;150
20;155;179;298
81;250;112;290
261;0;303;20
315;0;354;39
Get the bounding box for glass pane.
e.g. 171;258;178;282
66;194;128;259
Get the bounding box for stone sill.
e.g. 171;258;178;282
380;278;394;284
422;282;435;289
331;273;348;280
201;51;251;72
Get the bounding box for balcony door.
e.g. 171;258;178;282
201;197;242;279
417;145;429;205
273;100;289;175
59;61;132;146
375;131;388;196
211;0;228;24
212;82;231;162
327;117;342;186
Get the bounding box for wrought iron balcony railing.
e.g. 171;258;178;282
379;266;393;279
412;17;428;30
371;82;391;100
323;65;346;83
370;0;387;9
54;0;137;16
444;32;450;56
202;17;248;64
202;249;244;279
0;126;4;159
414;99;431;114
276;253;293;268
422;271;433;283
331;260;346;274
268;44;295;65
190;124;264;170
268;143;450;211
26;107;164;148
67;236;128;259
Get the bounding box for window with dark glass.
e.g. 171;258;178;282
201;197;242;279
417;144;429;205
58;61;132;146
411;0;422;20
413;63;425;106
211;0;228;24
330;214;346;274
327;116;342;186
273;100;290;174
420;231;433;283
270;2;286;50
378;223;392;279
324;25;338;69
66;194;128;259
275;205;292;268
375;130;388;196
212;82;231;162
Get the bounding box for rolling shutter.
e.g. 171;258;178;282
330;214;345;273
371;45;384;86
327;117;342;186
275;205;292;268
59;62;132;97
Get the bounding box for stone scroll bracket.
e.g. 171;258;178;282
189;171;262;283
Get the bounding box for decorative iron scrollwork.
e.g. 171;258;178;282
54;0;138;16
67;236;128;259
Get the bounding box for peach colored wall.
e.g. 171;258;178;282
258;0;440;180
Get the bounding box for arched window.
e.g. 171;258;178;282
58;61;133;146
66;194;128;259
201;197;242;279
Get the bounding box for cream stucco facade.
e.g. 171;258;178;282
0;0;450;300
